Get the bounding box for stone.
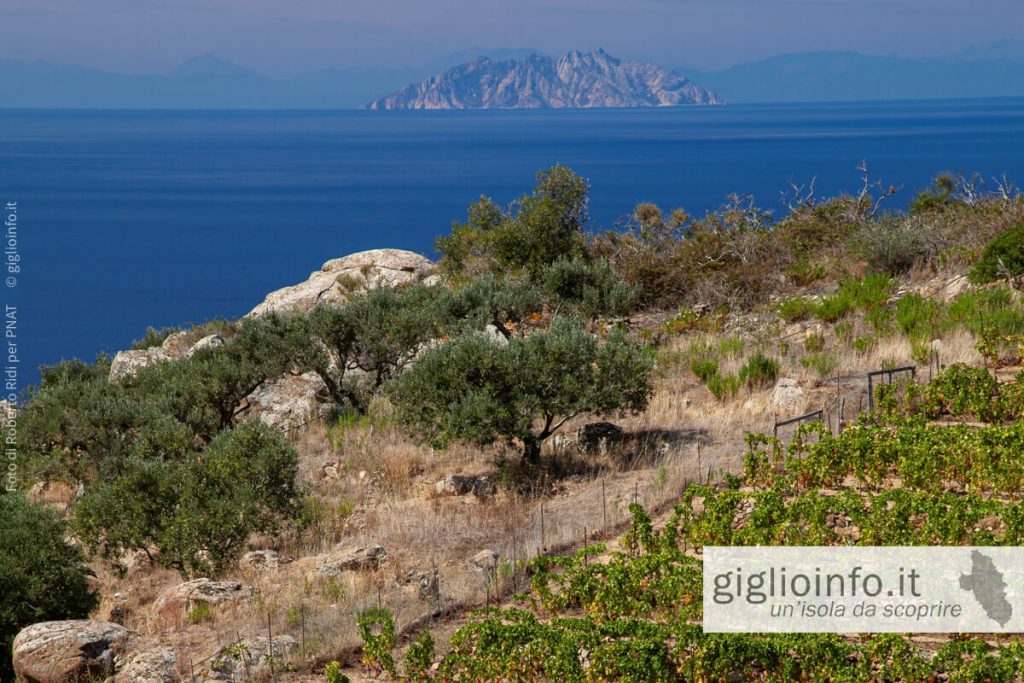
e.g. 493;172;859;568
153;579;254;617
109;330;226;382
248;249;434;317
483;324;509;346
470;549;500;573
434;475;496;498
577;422;625;455
208;636;297;682
12;620;133;683
234;371;333;432
109;347;171;382
239;550;280;573
188;334;225;354
407;568;440;602
114;647;178;683
768;378;805;414
316;545;388;576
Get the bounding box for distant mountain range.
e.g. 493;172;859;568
364;49;722;109
1;41;1022;109
684;46;1024;103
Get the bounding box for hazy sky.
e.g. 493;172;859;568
3;0;1022;75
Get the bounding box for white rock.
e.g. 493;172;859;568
316;545;388;576
12;620;133;683
248;249;434;317
235;371;333;432
768;378;805;414
153;579;255;616
114;647;178;683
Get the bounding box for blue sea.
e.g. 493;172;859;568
2;98;1024;388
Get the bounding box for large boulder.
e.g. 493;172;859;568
239;550;282;573
768;378;805;414
316;545;388;576
248;249;435;317
234;371;333;432
12;620;133;683
153;579;255;617
207;636;297;682
113;647;178;683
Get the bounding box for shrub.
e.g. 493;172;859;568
969;225;1024;284
75;421;299;576
540;257;636;320
801;353;838;379
188;601;212;624
357;607;397;676
437;165;589;278
324;661;349;683
403;630;435;682
803;333;825;353
130;325;180;350
690;358;719;383
739;352;780;389
853;335;876;354
0;494;98;681
812;274;892;322
894;294;943;340
778;297;809;322
707;373;742;401
446;274;542;339
390;317;653;464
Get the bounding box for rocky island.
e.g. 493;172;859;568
364;48;723;110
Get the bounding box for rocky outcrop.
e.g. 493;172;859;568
316;545;388;576
434;474;496;498
109;331;225;382
113;647;178;683
366;49;722;110
208;636;297;682
153;579;255;616
12;620;133;683
247;249;435;316
240;550;281;573
234;371;333;432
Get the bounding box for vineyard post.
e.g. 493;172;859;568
540;500;546;553
435;567;442;614
512;536;517;581
267;610;274;680
190;659;195;683
237;632;252;680
696;442;702;485
634;482;639;506
601;479;607;529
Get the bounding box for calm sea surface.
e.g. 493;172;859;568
2;99;1024;387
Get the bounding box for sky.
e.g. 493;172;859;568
3;0;1022;76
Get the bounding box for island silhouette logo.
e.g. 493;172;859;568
959;549;1013;628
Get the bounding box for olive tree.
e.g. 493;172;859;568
540;257;637;321
390;317;652;464
296;285;455;412
74;421;299;577
1;494;97;680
